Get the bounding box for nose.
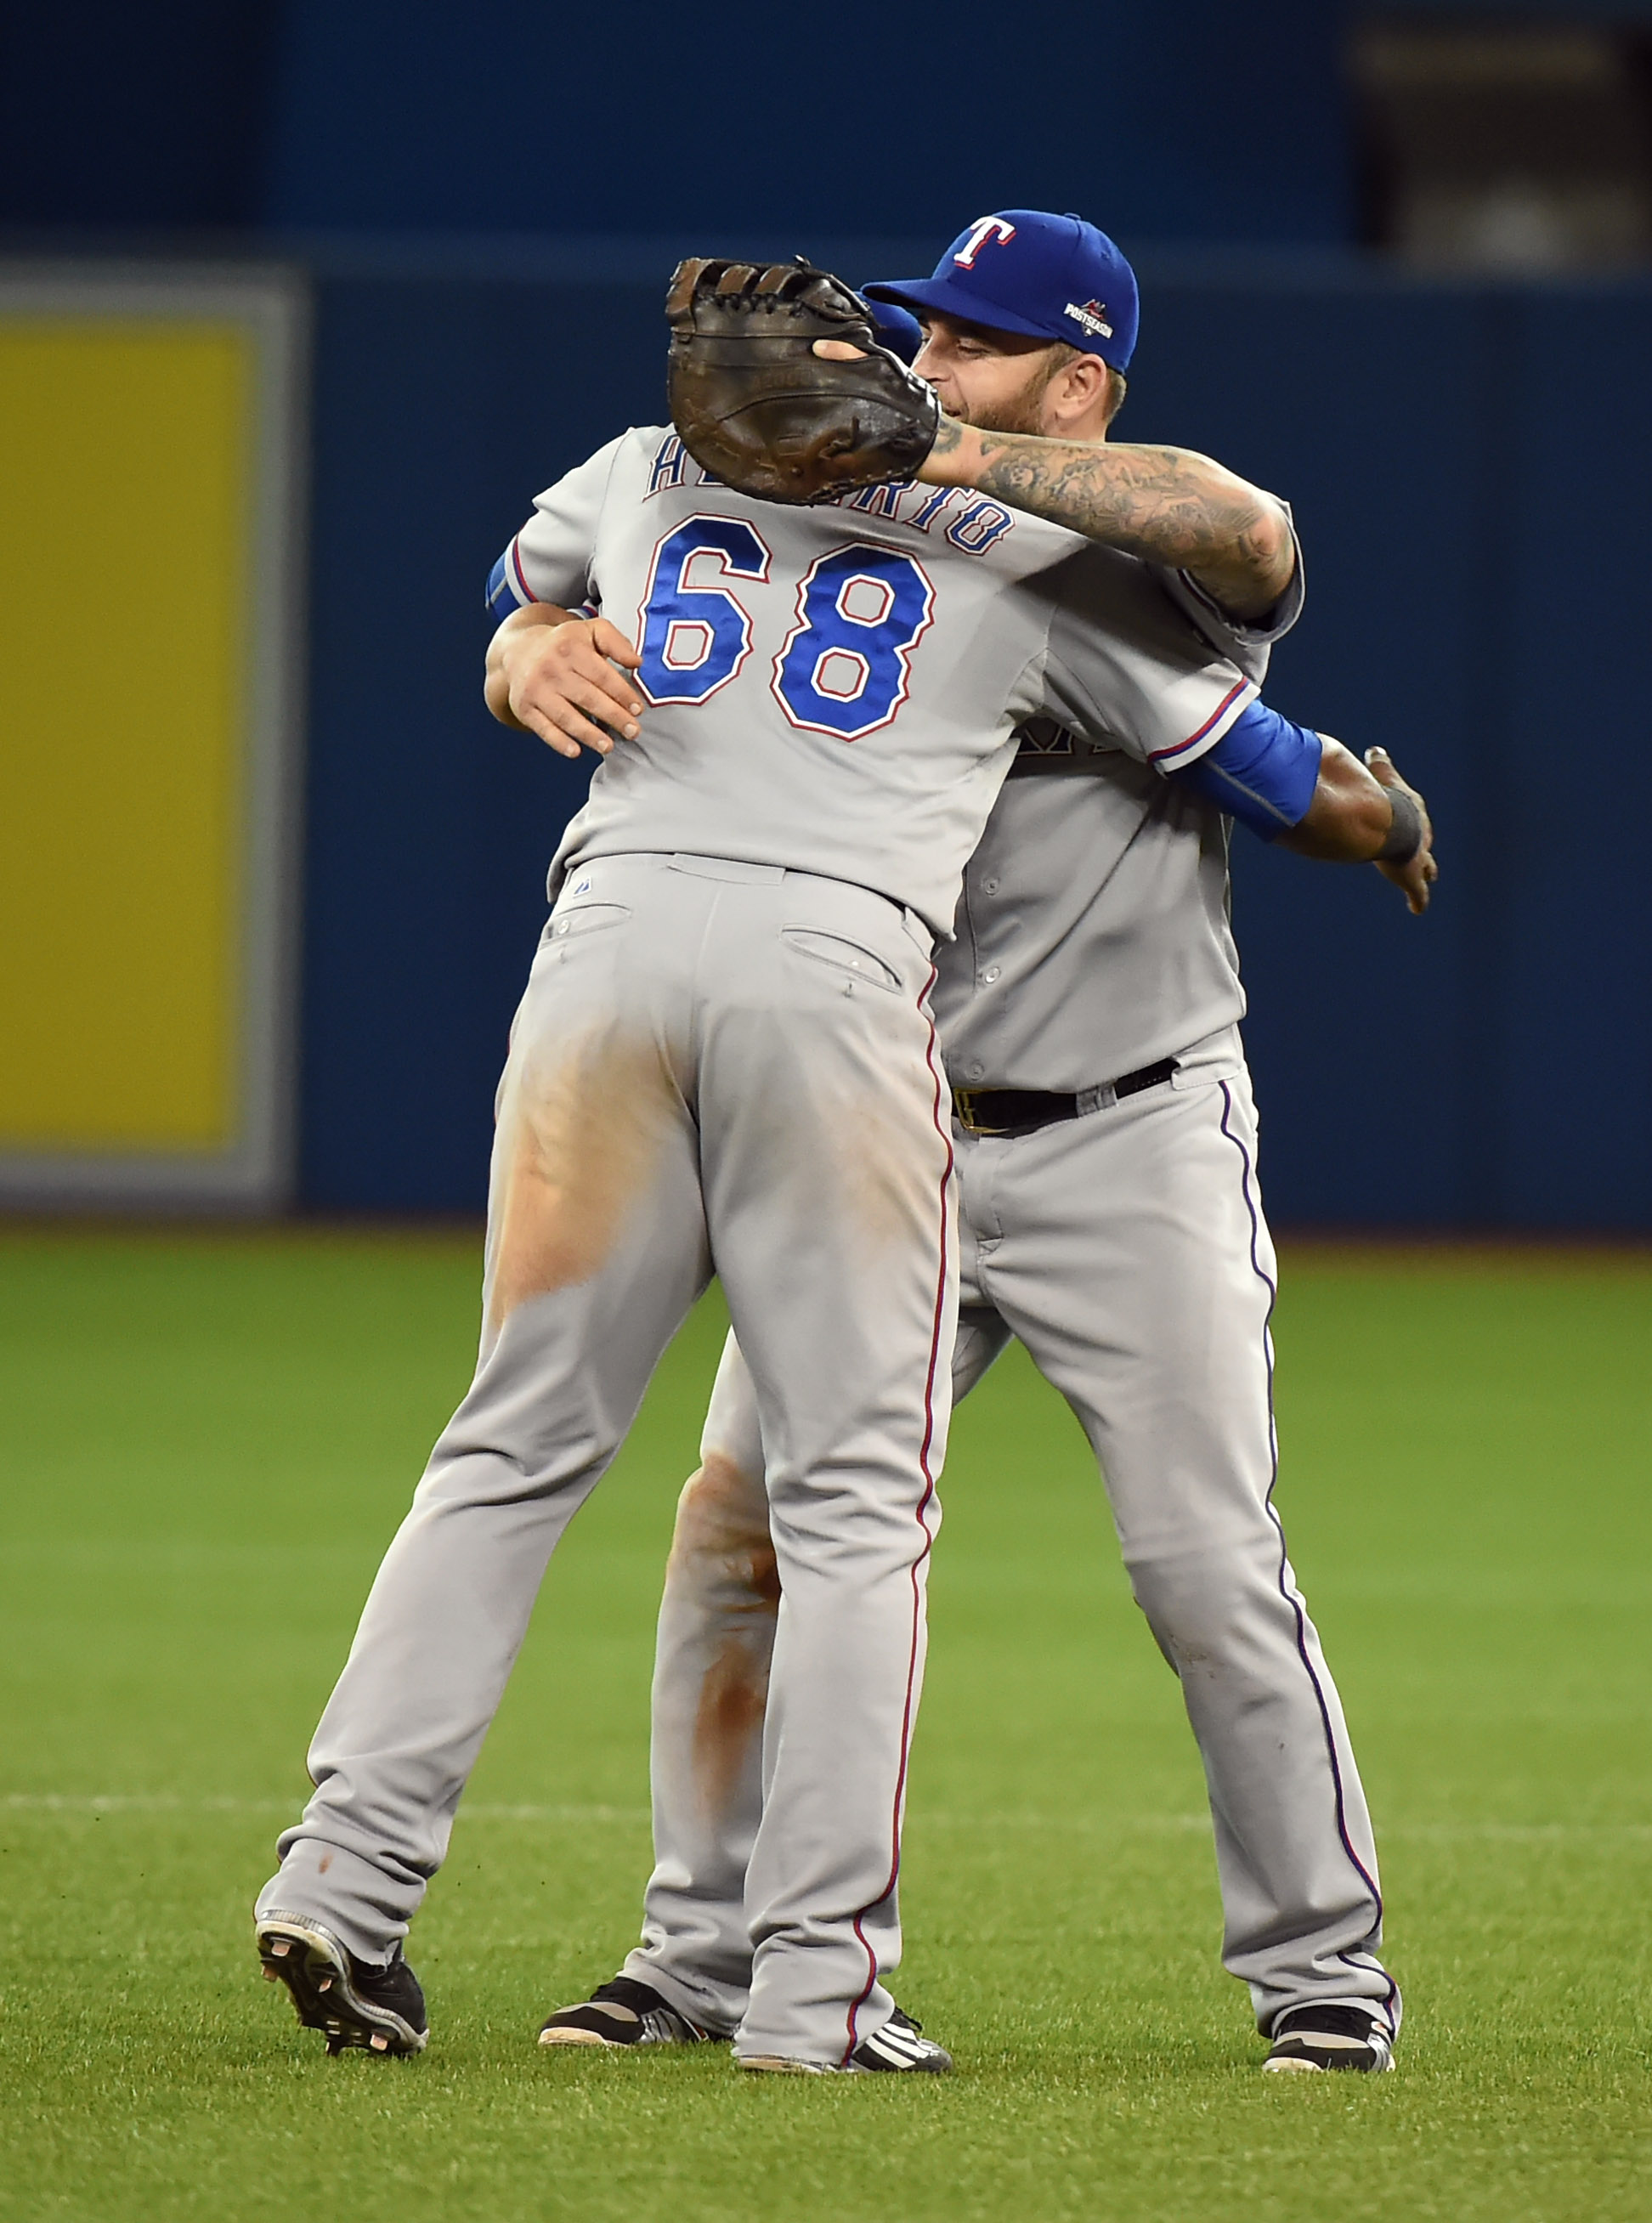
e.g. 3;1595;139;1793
912;342;945;387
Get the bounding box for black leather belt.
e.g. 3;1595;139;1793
953;1058;1178;1137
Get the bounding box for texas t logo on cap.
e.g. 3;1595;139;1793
953;216;1018;269
866;208;1139;372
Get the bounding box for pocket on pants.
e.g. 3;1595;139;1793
781;926;903;993
543;902;633;945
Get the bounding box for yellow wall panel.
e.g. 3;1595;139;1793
0;323;253;1148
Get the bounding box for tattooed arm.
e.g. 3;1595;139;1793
918;416;1295;624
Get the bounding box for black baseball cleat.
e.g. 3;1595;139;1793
741;2006;953;2075
1263;2003;1395;2073
257;1915;428;2057
850;2006;953;2073
539;1974;720;2049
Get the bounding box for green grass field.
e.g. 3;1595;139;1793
2;1227;1649;2220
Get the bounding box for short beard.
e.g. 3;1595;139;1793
957;370;1053;438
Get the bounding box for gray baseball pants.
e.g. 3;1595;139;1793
625;1044;1400;2040
257;851;959;2067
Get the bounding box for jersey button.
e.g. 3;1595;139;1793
982;877;1000;895
964;1061;986;1080
979;965;1001;984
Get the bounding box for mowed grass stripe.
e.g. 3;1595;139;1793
1;1227;1649;2222
10;1795;1652;1844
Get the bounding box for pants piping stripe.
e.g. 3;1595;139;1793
842;964;953;2067
1216;1080;1397;2034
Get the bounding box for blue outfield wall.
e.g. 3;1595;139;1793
293;249;1652;1230
0;3;1353;246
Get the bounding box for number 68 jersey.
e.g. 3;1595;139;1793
489;427;1259;937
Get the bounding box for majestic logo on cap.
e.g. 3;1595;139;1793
953;217;1017;269
1065;299;1114;339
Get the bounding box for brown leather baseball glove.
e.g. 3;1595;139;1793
665;257;940;505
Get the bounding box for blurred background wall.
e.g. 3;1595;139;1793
2;0;1649;1228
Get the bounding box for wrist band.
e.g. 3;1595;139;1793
1377;787;1423;864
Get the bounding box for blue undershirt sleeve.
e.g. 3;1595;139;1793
1174;697;1323;840
485;550;524;621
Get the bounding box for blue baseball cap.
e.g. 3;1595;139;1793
864;209;1139;371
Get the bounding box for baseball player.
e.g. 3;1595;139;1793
538;216;1431;2076
253;254;1306;2076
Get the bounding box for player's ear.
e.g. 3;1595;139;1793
1047;350;1111;436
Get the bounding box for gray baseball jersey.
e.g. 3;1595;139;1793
501;430;1260;935
939;537;1304;1090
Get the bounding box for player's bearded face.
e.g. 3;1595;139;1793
913;317;1066;438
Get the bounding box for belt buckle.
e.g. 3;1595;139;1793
953;1089;1010;1137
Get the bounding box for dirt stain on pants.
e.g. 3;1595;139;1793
669;1451;781;1821
488;1032;676;1327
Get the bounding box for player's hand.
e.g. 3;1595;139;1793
495;614;645;760
1365;746;1437;915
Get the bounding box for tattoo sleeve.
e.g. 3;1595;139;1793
964;432;1293;619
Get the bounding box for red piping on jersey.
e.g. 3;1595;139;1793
1150;677;1253;765
509;537;535;603
842;964;953;2067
